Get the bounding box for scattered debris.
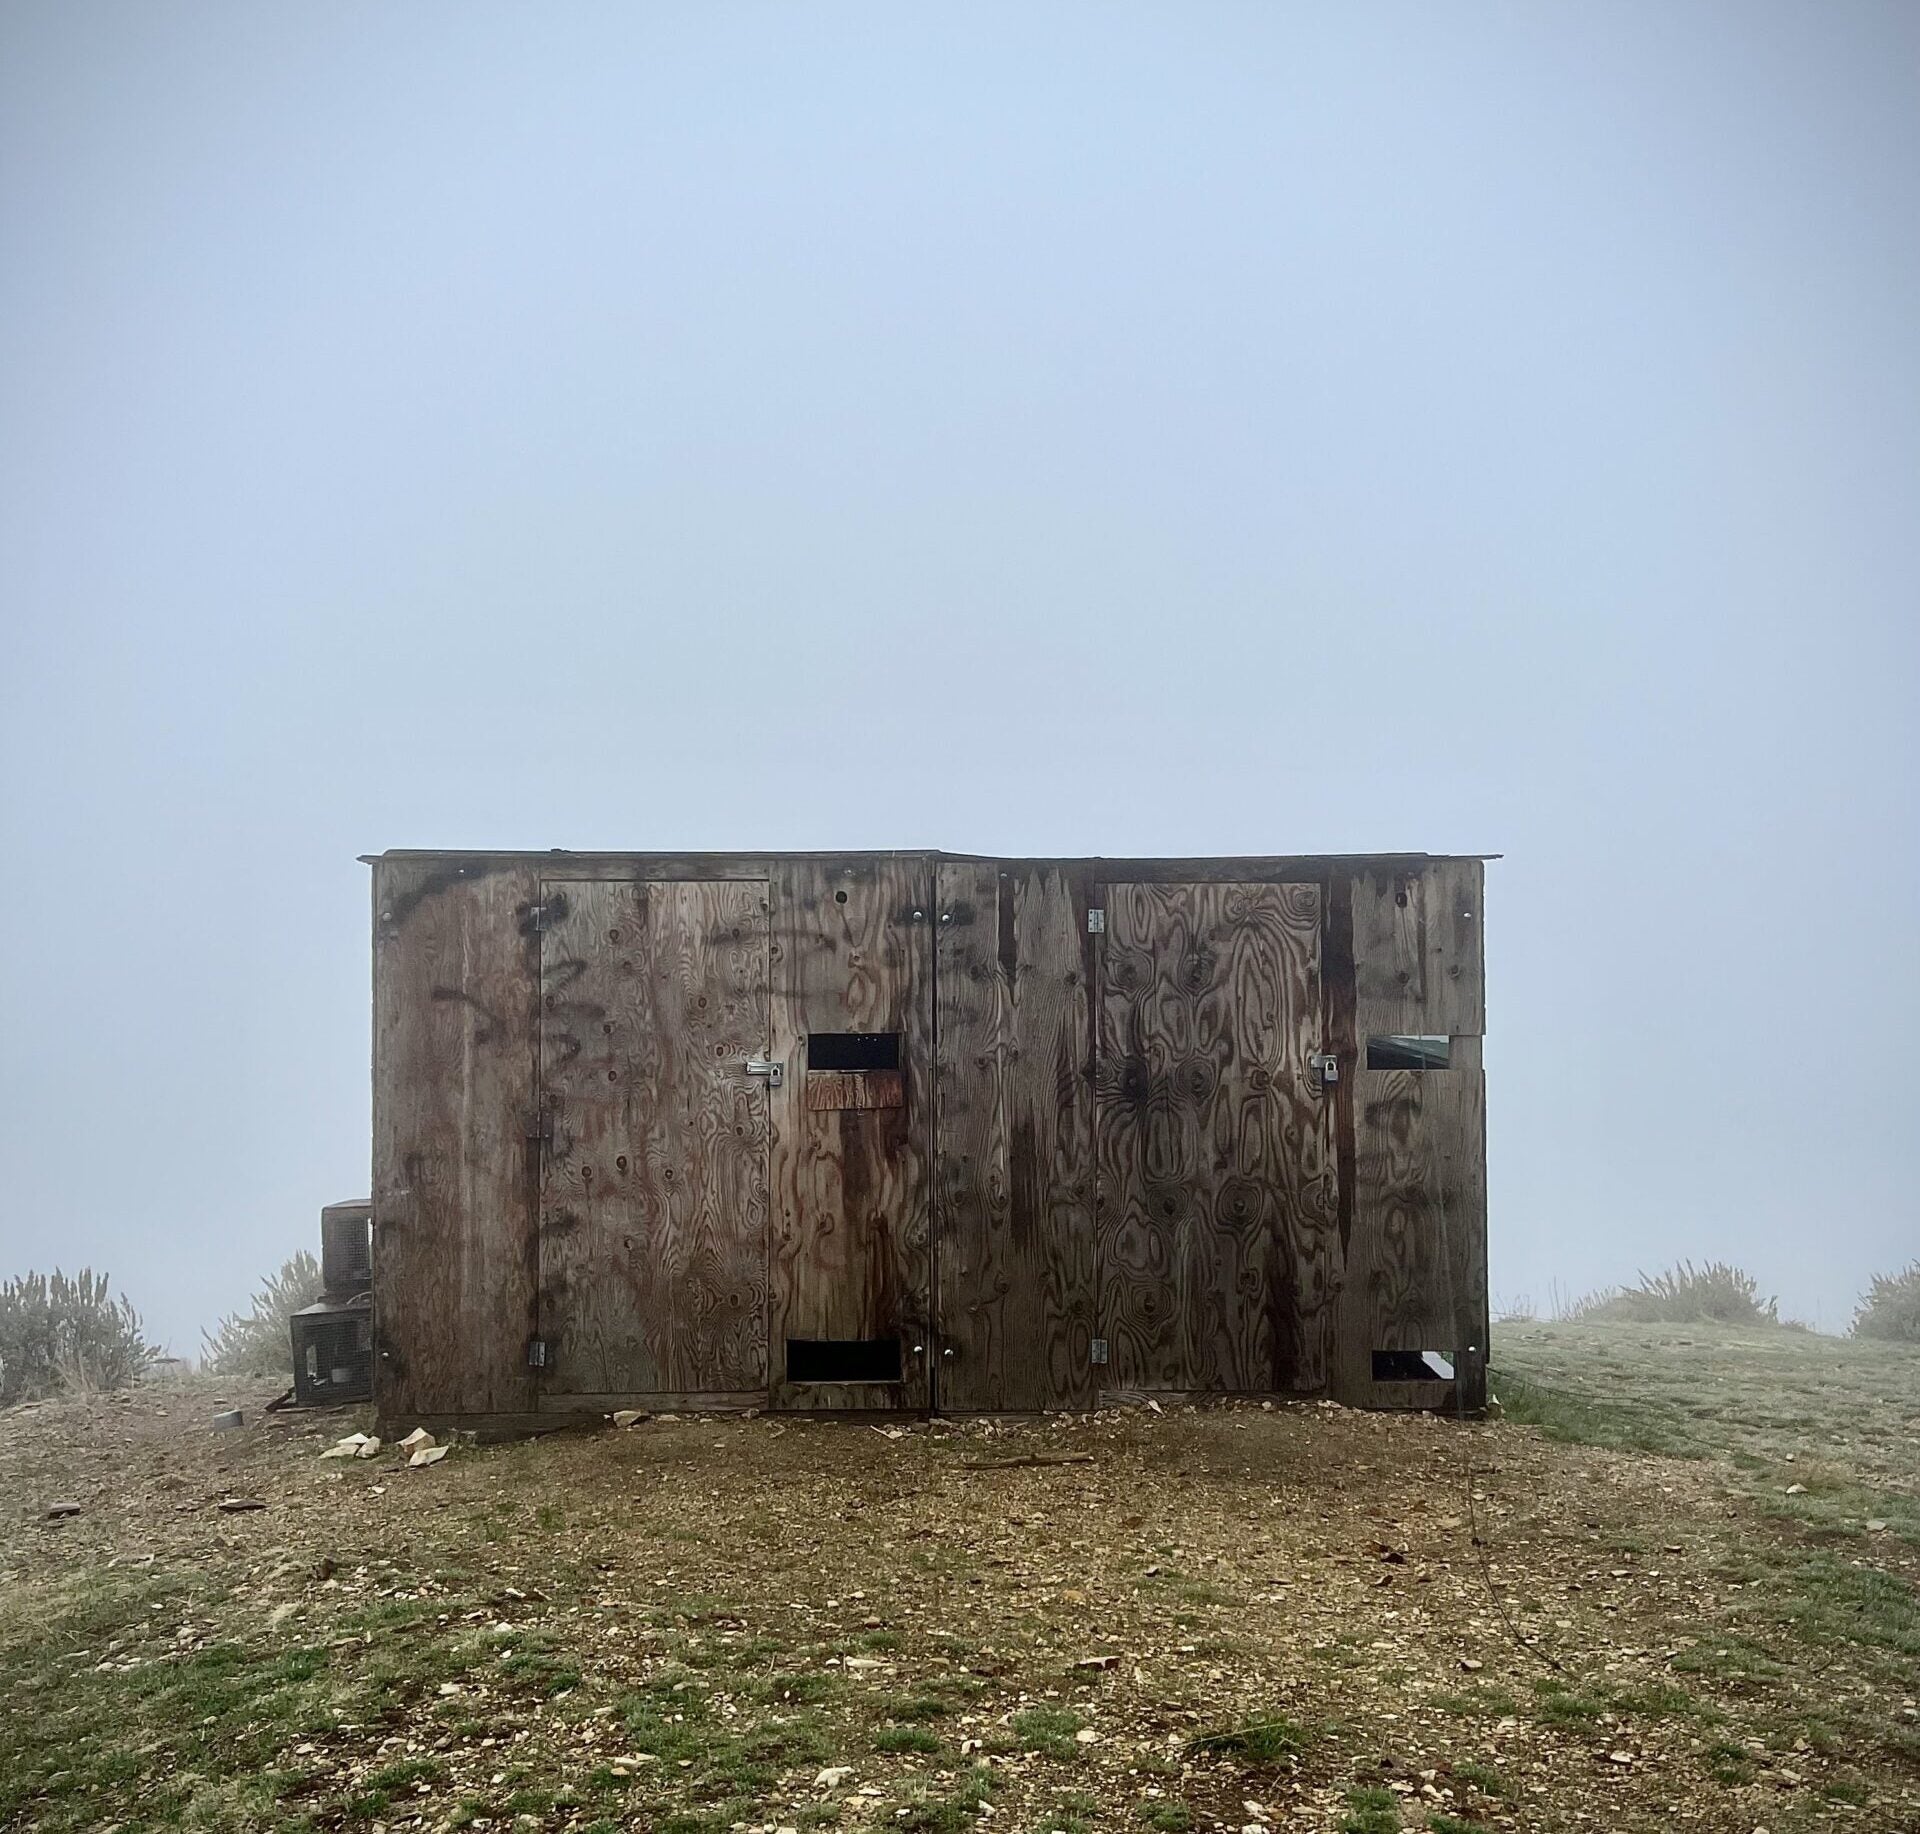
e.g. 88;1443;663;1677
216;1497;266;1513
45;1500;82;1519
814;1765;854;1788
610;1410;649;1428
320;1433;377;1459
1073;1654;1118;1670
408;1444;449;1468
959;1454;1096;1471
210;1409;243;1430
398;1428;436;1452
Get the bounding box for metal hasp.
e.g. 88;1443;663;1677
744;1055;784;1089
1310;1050;1339;1090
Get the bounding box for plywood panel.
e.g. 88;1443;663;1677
769;858;933;1409
1343;1066;1487;1409
372;858;541;1418
536;879;771;1398
1093;882;1339;1393
1352;860;1485;1038
934;863;1098;1412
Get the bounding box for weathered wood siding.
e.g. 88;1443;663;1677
1093;882;1339;1393
535;879;771;1403
768;857;935;1409
371;858;541;1418
1339;860;1488;1407
368;850;1487;1419
933;862;1098;1411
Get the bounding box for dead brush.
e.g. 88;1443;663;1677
1852;1263;1920;1343
1566;1260;1782;1327
0;1269;152;1406
200;1250;325;1377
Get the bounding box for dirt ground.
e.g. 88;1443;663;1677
1;1356;1916;1833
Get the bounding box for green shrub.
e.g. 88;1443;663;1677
0;1269;152;1405
1853;1264;1920;1344
1568;1260;1779;1327
200;1251;324;1377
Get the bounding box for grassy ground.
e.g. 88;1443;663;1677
0;1322;1915;1833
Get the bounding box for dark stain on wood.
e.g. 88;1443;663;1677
370;850;1486;1420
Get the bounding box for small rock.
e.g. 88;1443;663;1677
1865;1519;1888;1532
398;1428;435;1451
1784;1483;1805;1496
320;1433;374;1459
408;1445;448;1468
815;1765;854;1788
354;1436;383;1459
211;1409;243;1430
217;1497;266;1513
611;1410;649;1428
1073;1727;1100;1745
45;1500;83;1519
1073;1655;1117;1670
1458;1657;1484;1672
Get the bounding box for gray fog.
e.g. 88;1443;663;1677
2;2;1914;1352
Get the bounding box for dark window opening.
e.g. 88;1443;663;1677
786;1337;903;1383
1373;1349;1456;1382
1366;1034;1452;1070
808;1032;900;1072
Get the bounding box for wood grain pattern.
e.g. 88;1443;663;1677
536;879;771;1399
1093;882;1339;1393
371;858;541;1419
804;1069;906;1112
768;858;933;1409
933;863;1098;1412
1352;860;1485;1037
1345;1067;1487;1409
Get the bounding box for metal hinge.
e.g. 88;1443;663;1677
527;1338;550;1370
527;902;553;931
1086;908;1106;934
526;1110;553;1145
1090;1337;1109;1365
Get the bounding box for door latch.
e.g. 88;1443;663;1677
1310;1051;1340;1090
744;1055;784;1089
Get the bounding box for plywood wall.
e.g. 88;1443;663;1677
768;857;935;1409
370;852;1488;1419
1339;859;1488;1408
371;858;541;1419
933;862;1098;1412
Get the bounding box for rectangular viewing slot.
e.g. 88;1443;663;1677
808;1032;901;1071
1366;1034;1452;1070
786;1337;903;1383
1373;1349;1456;1382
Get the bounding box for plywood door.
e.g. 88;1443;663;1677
1094;882;1339;1393
768;858;934;1411
933;862;1098;1412
536;879;772;1403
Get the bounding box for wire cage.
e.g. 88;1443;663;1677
319;1200;373;1294
291;1297;373;1406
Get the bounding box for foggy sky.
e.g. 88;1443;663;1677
2;2;1915;1354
